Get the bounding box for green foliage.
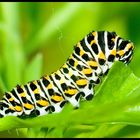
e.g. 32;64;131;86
0;62;140;138
0;2;139;138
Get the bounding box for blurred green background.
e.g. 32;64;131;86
0;2;140;138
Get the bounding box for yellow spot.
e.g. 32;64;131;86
51;95;64;102
20;92;26;97
68;54;73;59
118;50;125;56
88;61;98;67
111;38;115;42
92;31;97;37
74;60;79;67
47;83;52;89
33;80;38;85
9;97;14;102
30;81;40;93
60;79;65;84
80;50;85;56
34;88;39;94
65;89;78;95
82;68;92;75
111;49;116;56
77;42;81;47
9;106;14;110
24;103;34;110
127;43;132;50
44;75;49;80
63;63;67;68
76;79;88;86
37;100;49;107
98;52;106;60
68;71;73;77
21;85;24;89
90;40;96;46
15;106;22;112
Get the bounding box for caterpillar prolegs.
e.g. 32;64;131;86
0;31;134;118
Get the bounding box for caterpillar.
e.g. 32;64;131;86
0;31;134;118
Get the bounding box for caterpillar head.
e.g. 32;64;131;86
115;37;134;64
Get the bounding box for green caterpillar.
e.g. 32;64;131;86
0;31;134;118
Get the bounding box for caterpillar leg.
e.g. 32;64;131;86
66;92;82;108
80;83;94;101
65;88;94;109
49;100;68;114
64;85;94;108
0;100;18;118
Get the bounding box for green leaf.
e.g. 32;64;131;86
27;127;49;138
0;62;139;138
93;61;139;104
111;125;140;138
129;43;140;78
72;124;125;138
